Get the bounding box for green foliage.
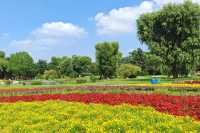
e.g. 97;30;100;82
137;1;200;78
36;60;48;75
59;56;73;77
8;52;36;79
89;75;97;82
118;64;141;78
71;55;92;77
0;58;9;79
0;51;5;58
31;81;42;85
43;69;59;80
96;41;120;79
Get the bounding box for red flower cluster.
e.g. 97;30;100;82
185;80;200;84
0;93;200;120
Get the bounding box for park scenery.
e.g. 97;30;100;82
1;0;200;132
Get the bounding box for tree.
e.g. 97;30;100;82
137;1;200;78
8;52;36;79
43;69;59;80
118;64;141;78
48;57;62;72
59;57;73;77
0;51;5;58
71;55;92;77
36;60;48;75
144;52;162;75
0;58;8;79
95;42;120;79
128;48;146;74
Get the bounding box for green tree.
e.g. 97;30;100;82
59;56;73;77
8;52;36;79
43;69;59;80
0;51;5;58
137;1;200;78
0;58;8;79
118;64;141;78
71;55;92;77
128;48;146;74
48;57;62;72
36;59;48;75
95;41;120;79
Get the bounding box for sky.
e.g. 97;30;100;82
0;0;200;61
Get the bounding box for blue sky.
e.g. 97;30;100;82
0;0;198;61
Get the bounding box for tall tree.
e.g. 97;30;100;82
8;52;36;79
95;41;120;79
137;1;200;78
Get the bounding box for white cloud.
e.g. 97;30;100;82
32;22;87;40
7;22;87;60
95;1;154;35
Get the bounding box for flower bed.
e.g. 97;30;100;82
0;84;200;96
0;101;199;132
0;93;200;120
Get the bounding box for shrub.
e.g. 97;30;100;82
43;70;59;80
90;75;97;82
31;81;42;85
117;64;141;79
76;78;87;84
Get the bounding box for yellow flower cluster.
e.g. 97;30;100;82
129;83;200;88
0;101;199;133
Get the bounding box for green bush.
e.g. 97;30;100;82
118;64;141;79
31;81;42;85
43;70;59;80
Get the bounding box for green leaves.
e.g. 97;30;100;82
137;1;200;78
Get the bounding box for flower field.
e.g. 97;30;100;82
0;93;200;121
0;101;200;133
1;85;200;132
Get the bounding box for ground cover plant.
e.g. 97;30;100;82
0;93;200;121
0;101;200;133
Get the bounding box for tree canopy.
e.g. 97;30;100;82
96;42;120;79
137;1;200;78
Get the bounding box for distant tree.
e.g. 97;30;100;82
0;58;8;79
71;55;92;77
128;48;146;74
89;63;98;75
0;51;5;58
43;69;59;80
59;57;73;77
137;1;200;78
8;52;36;79
118;64;141;78
36;60;48;75
144;53;162;75
48;57;62;72
95;42;120;79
